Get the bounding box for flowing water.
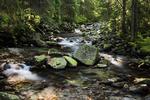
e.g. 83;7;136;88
2;63;42;81
58;36;92;52
0;24;149;99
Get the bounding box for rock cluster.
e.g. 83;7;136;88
33;45;99;69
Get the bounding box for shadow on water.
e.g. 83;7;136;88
0;33;149;99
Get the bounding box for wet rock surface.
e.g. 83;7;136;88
0;48;150;100
64;56;78;67
73;45;99;65
0;27;150;100
48;57;67;69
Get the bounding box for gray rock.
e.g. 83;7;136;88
73;45;98;65
129;84;149;95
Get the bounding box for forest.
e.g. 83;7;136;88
0;0;149;100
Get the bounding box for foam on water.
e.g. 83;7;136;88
2;63;42;81
75;29;82;34
99;53;125;68
58;37;92;52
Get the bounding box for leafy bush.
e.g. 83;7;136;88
75;15;87;24
21;8;41;32
137;37;150;54
0;14;10;31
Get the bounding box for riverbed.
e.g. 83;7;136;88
0;24;150;100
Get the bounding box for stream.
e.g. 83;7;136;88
0;24;150;100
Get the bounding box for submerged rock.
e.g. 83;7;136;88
0;92;20;100
64;56;78;67
73;45;98;65
48;57;67;69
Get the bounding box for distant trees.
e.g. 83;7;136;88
0;0;149;38
131;0;138;40
122;0;126;35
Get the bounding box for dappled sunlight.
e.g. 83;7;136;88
99;53;125;68
0;0;149;99
30;87;58;100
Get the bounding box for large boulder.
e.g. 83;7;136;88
64;56;78;67
0;92;20;100
73;45;99;65
48;57;67;69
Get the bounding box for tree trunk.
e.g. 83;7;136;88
131;0;137;40
122;0;126;35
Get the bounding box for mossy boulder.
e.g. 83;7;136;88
64;56;78;67
34;55;47;63
48;57;67;69
0;92;20;100
73;45;99;65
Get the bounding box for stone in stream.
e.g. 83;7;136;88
48;48;70;57
128;84;150;95
73;45;99;65
48;57;67;69
0;92;20;100
64;56;78;67
34;55;47;63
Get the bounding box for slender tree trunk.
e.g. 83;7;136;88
131;0;137;40
122;0;126;35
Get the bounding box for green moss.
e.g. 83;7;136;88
34;55;47;62
0;92;20;100
48;57;67;69
73;45;99;65
138;37;150;53
75;15;87;24
64;56;78;67
0;14;10;30
140;46;150;53
46;41;58;46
